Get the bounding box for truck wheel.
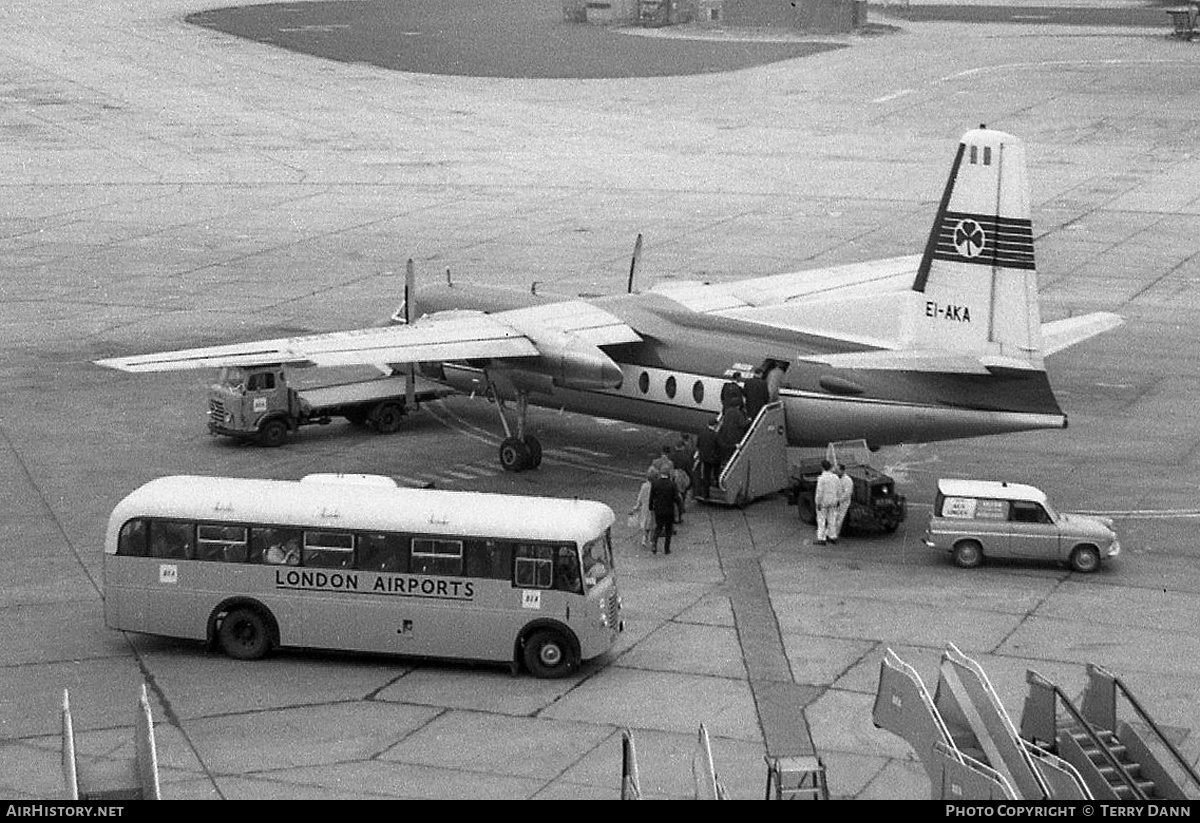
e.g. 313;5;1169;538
1069;545;1100;573
953;540;984;569
372;402;405;434
499;437;530;472
258;419;288;448
522;629;577;678
797;494;816;525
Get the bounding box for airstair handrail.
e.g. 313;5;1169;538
1089;664;1200;793
716;400;782;490
945;644;1053;799
1020;738;1093;799
933;740;1019;799
884;649;957;756
1034;671;1146;799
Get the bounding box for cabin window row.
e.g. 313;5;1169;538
116;519;583;592
636;371;705;404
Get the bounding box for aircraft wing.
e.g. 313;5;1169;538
95;301;642;374
95;310;540;373
1040;312;1124;356
649;255;919;313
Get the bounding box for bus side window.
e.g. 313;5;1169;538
356;533;409;573
148;521;193;560
464;538;513;580
553;545;582;594
304;530;353;568
411;538;463;576
197;524;248;563
117;519;149;556
514;544;553;589
249;527;303;565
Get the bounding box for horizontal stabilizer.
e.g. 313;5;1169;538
1040;312;1123;356
797;349;1038;375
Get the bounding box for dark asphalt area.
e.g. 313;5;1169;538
186;0;845;79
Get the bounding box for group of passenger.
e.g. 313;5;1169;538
629;438;693;554
629;368;794;554
813;460;854;545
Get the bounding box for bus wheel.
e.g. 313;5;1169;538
218;607;272;660
523;629;576;678
499;437;530;472
258;419;288;448
372;402;405;434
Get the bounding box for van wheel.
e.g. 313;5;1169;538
258;419;288;448
217;607;272;660
953;540;983;569
523;629;576;678
1070;545;1100;573
372;402;405;434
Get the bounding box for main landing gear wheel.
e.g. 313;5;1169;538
524;435;542;468
499;436;542;472
500;437;532;472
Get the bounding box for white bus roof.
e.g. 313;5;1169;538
937;478;1047;504
106;475;615;553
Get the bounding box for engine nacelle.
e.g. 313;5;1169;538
538;334;624;391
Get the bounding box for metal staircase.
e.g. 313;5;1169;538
1020;664;1200;801
695;401;789;508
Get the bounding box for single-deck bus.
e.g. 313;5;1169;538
103;475;622;677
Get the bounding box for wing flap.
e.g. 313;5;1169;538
96;311;540;373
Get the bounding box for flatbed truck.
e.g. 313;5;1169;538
206;365;452;447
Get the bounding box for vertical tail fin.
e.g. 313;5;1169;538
911;128;1043;368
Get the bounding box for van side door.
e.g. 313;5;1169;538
1008;500;1059;561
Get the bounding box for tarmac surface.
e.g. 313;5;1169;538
2;0;1200;802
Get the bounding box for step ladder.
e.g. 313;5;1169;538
62;685;160;801
764;755;829;799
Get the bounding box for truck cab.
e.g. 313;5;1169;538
208;366;300;446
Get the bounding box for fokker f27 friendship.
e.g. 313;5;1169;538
98;128;1123;471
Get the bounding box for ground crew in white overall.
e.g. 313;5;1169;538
832;463;854;543
814;460;840;545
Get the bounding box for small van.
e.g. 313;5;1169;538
924;479;1120;573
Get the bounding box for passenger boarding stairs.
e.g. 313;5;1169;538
1020;664;1200;801
874;645;1089;800
697;401;790;508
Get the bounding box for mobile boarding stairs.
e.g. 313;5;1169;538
874;645;1200;801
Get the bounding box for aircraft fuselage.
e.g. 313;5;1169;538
415;286;1067;448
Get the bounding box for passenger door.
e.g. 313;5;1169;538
1008;501;1059;561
